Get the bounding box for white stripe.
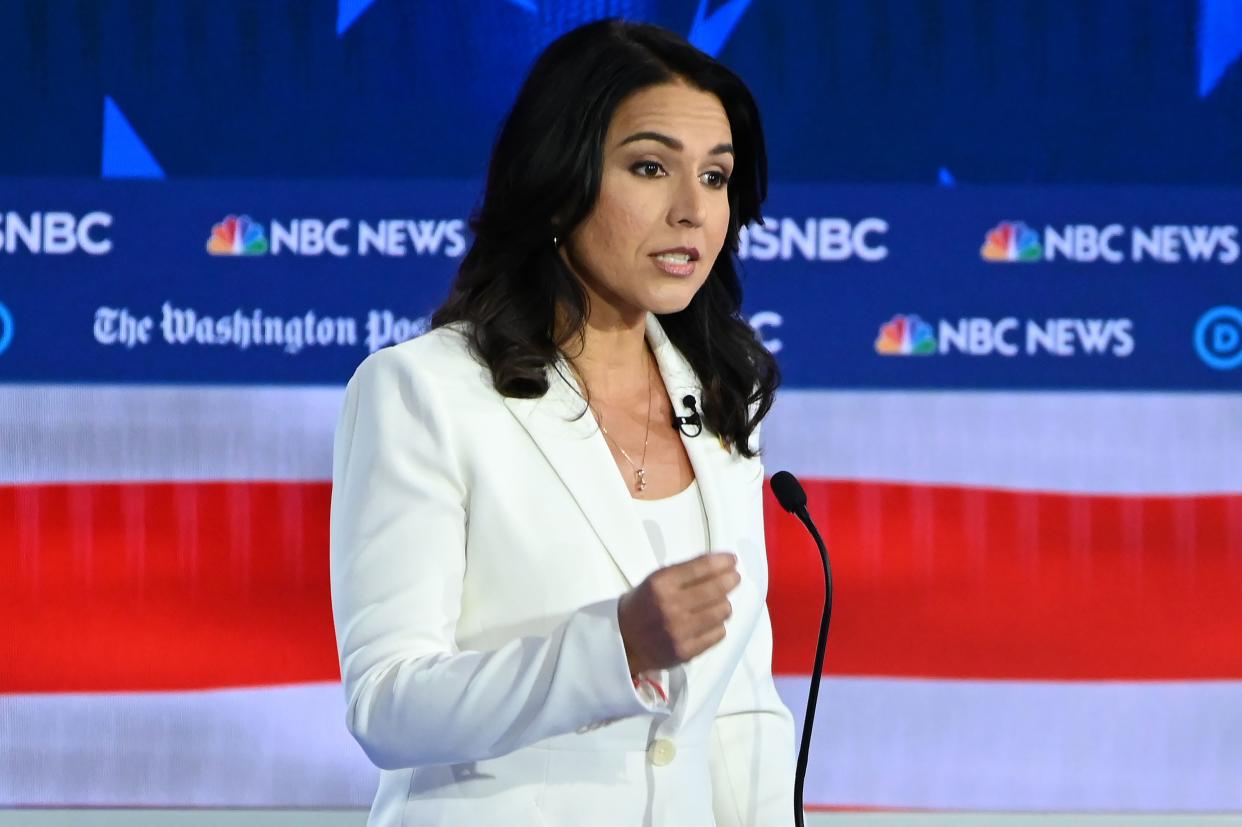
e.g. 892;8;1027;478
4;678;1238;810
0;683;377;806
765;390;1242;494
3;385;1241;493
0;384;342;484
775;676;1242;811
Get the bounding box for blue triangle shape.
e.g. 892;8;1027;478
102;96;165;179
1199;0;1242;97
337;0;377;36
688;0;752;58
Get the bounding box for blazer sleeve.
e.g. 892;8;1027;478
709;437;798;826
330;346;666;771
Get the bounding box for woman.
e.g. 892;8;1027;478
330;19;794;827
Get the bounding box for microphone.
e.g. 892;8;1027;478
770;470;833;827
672;394;702;437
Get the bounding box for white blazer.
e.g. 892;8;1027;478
330;313;795;827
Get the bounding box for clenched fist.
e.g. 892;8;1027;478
617;552;741;675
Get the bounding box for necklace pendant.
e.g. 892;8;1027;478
635;468;647;491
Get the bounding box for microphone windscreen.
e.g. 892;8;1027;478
770;470;807;514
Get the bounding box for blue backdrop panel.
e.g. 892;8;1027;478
0;180;1238;389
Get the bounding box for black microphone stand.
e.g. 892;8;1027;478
771;472;834;827
792;507;832;827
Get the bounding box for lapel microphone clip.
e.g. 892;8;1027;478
672;394;703;437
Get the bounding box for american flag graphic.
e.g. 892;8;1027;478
2;382;1239;810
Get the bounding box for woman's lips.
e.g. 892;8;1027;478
650;247;699;277
651;254;697;276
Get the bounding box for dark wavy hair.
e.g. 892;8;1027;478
432;18;779;458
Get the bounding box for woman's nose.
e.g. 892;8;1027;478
668;177;707;228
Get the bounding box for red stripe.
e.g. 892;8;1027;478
0;482;339;692
1;479;1240;692
766;480;1242;680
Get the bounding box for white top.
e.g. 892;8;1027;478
631;478;710;567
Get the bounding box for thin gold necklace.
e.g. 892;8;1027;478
593;355;654;493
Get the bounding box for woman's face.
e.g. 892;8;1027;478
561;80;735;326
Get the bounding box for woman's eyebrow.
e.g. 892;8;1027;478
616;131;734;156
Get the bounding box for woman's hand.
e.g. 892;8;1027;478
617;552;741;674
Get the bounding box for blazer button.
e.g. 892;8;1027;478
647;738;677;767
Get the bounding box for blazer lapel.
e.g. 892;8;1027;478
502;314;739;588
503;360;661;588
645;314;735;562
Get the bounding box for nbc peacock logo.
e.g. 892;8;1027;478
981;220;1042;262
206;214;269;256
875;314;937;356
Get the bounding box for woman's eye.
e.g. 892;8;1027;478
701;170;730;188
631;161;666;178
